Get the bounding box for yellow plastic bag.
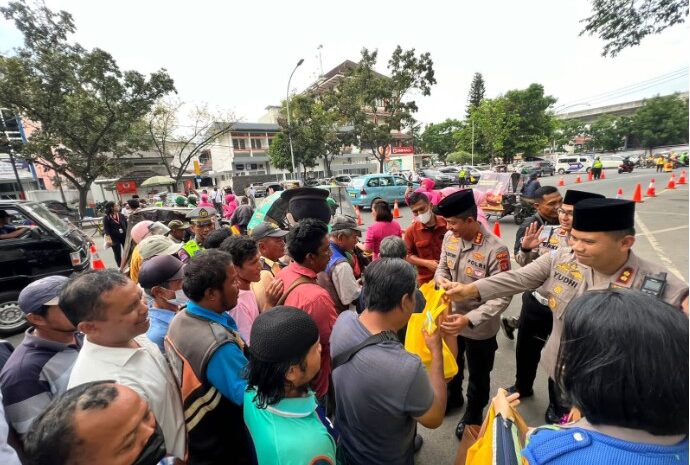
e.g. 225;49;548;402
463;403;530;465
404;281;459;379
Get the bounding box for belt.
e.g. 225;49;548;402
532;291;549;306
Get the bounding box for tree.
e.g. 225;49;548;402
553;119;587;152
633;94;689;154
147;100;235;189
419;119;462;165
587;115;627;152
503;84;557;160
466;72;486;117
446;150;473;165
470;97;518;163
335;46;436;173
581;0;689;57
0;3;175;214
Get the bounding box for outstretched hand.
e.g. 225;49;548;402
521;221;544;251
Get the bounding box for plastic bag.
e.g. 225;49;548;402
404;281;459;379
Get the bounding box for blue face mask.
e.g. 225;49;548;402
166;289;189;308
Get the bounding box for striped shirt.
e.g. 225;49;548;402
0;329;81;437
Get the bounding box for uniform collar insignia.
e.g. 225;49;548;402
615;267;635;287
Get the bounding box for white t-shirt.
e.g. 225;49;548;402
68;335;186;459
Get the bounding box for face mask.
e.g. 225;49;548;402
166;289;189;307
130;422;166;465
417;209;432;224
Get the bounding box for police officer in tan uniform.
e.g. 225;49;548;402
510;190;605;422
443;198;689;422
433;190;512;439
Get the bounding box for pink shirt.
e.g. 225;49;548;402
364;220;402;260
228;289;260;344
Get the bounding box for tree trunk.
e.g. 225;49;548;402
77;183;92;217
324;156;332;178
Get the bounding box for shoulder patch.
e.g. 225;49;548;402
527;428;592;464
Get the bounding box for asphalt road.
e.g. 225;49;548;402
6;167;688;464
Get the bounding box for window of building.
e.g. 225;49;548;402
233;138;246;150
268;138;273;147
250;163;258;170
235;164;244;171
251;138;263;150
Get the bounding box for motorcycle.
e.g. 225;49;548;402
618;160;634;174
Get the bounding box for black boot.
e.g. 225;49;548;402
455;409;483;439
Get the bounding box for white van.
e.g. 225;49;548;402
555;156;593;174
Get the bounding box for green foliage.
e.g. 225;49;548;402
502;84;557;160
0;2;175;213
446;150;473;165
334;46;436;173
553;119;587;151
587;115;627;152
419;119;462;164
581;0;689;57
633;94;689;150
466;72;486;117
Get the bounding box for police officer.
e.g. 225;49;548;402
509;189;604;423
177;206;217;262
442;198;689;422
433;190;512;439
592;156;603;179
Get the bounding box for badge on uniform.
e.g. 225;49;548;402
496;249;510;272
473;232;484;245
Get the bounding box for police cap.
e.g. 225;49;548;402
572;198;635;232
185;206;217;224
432;189;476;218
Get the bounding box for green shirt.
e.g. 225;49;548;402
244;389;336;465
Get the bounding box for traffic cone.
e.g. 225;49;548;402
587;171;593;181
557;176;565;187
632;183;644;203
616;188;623;199
355;205;364;225
392;199;401;219
575;175;582;184
492;221;501;238
667;175;676;190
600;170;606;180
678;170;687;185
645;179;656;197
90;243;106;270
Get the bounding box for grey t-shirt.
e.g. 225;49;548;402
330;311;434;465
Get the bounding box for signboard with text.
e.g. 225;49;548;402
392;146;414;154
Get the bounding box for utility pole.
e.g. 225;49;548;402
471;119;475;166
317;45;324;76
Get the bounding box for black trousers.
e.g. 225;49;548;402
448;335;498;422
514;292;553;393
110;242;123;268
657;164;663;173
592;167;602;179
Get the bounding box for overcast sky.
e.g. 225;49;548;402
1;0;688;126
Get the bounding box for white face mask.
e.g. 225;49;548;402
166;289;189;307
417;209;432;224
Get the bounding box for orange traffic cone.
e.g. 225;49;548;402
492;221;501;238
600;170;606;180
645;179;656;197
392;200;401;219
90;243;106;270
355;205;364;226
667;175;676;190
678;170;687;185
632;183;644;203
557;176;565;187
575;175;582;184
616;188;623;199
587;171;593;181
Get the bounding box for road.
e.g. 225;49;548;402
5;167;688;464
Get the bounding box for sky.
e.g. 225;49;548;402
1;0;688;126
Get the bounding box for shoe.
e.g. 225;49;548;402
445;392;465;414
501;316;516;340
455;410;482;439
544;404;561;424
413;434;423;453
455;419;468;439
506;385;534;398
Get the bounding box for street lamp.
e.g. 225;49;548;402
286;58;304;179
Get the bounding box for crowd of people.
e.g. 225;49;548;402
0;182;688;465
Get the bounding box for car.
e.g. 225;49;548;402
599;155;625;169
533;160;555;176
248;182;267;198
332;174;353;184
39;200;82;225
417;169;455;188
555;156;593;174
346;174;419;208
0;200;91;335
438;166;483;184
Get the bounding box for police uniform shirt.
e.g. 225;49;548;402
515;226;570;267
435;225;512;340
473;247;689;379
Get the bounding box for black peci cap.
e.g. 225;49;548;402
432;189;476;218
563;190;605;206
281;187;331;223
572;198;635;232
249;306;319;363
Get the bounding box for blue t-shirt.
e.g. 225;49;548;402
0;224;16;235
146;308;176;353
523;426;688;465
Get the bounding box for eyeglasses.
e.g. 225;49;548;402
557;208;573;217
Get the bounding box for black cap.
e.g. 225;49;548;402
249;306;319;363
138;255;185;289
572;198;635;232
563;190;605;206
432;189;476;218
251;222;289;241
281;187;331;223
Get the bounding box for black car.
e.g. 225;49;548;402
0;201;91;335
418;169;455;188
